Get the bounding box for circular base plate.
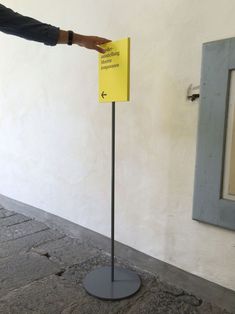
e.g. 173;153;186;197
83;266;141;300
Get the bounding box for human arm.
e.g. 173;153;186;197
0;4;110;52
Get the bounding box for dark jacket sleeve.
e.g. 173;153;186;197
0;4;60;46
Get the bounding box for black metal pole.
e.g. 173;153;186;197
111;101;115;282
83;99;141;300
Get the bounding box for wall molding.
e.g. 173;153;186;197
0;193;234;313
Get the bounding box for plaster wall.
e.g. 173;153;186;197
0;0;234;290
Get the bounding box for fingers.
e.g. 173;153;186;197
81;35;112;53
95;45;106;53
95;37;112;45
94;37;112;53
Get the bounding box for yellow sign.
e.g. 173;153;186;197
98;37;130;103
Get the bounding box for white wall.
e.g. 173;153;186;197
0;0;235;290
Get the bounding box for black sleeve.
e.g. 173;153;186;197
0;4;60;46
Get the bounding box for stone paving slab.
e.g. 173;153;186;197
0;213;31;227
0;220;49;242
0;254;171;314
32;236;101;267
0;258;230;314
0;252;62;298
0;229;65;259
124;284;230;314
0;273;154;314
0;206;232;314
60;253;231;314
0;208;16;218
0;275;85;314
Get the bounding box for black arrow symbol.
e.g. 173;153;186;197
101;91;107;99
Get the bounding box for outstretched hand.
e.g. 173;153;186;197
74;34;111;53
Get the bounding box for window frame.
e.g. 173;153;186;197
193;37;235;231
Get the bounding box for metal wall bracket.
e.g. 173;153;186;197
187;84;200;101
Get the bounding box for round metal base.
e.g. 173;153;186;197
83;266;141;300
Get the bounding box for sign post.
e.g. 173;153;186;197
83;38;141;300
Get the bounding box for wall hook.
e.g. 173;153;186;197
187;84;200;102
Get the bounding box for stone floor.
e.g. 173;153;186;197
0;205;232;314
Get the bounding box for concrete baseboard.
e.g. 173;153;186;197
0;193;234;313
